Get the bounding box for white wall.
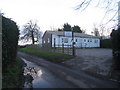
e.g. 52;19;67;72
38;38;42;47
52;34;100;48
72;37;100;48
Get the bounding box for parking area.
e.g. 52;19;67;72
63;48;113;77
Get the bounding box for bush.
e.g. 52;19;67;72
111;28;120;69
100;39;112;48
111;29;120;51
2;16;19;70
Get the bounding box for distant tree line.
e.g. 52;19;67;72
58;23;83;33
2;15;19;70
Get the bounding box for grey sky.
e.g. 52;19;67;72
0;0;118;34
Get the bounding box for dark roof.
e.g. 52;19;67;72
46;30;100;38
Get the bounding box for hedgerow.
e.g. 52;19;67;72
2;16;19;70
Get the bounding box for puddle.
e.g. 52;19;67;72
21;58;54;88
20;57;77;88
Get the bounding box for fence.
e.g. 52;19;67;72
28;44;74;55
52;44;73;55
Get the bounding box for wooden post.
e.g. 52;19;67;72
67;45;69;54
72;31;75;56
72;42;75;56
54;38;56;52
62;43;64;54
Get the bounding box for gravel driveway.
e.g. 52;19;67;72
63;48;113;77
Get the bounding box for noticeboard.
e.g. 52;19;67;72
64;31;72;37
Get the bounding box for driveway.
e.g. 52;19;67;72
18;51;119;88
63;48;113;77
21;57;77;88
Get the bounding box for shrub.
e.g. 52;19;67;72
2;16;19;70
111;29;120;51
111;28;120;69
100;39;112;48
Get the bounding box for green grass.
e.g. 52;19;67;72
2;59;24;88
19;47;73;63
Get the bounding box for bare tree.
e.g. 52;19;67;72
81;29;86;34
92;24;100;37
75;0;119;27
99;24;105;38
22;20;42;44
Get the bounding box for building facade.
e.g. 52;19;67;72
42;31;100;48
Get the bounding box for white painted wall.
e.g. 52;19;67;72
52;34;100;48
38;38;42;47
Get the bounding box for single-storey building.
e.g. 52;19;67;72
42;30;100;48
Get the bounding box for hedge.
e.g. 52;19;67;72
111;28;120;69
100;39;112;48
111;29;120;51
2;16;19;70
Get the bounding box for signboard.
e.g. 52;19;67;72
64;31;72;37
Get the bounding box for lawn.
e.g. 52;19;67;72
19;47;74;63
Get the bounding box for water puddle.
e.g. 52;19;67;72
21;58;54;88
21;57;77;88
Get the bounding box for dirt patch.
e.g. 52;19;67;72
63;48;113;77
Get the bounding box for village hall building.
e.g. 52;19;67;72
42;31;100;48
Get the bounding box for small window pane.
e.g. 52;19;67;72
48;38;50;43
76;39;77;42
94;40;98;43
63;38;68;43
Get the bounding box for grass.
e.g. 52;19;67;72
2;59;24;88
19;47;74;63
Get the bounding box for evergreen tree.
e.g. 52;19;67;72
72;25;82;33
63;23;72;31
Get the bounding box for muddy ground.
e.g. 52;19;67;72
63;48;113;77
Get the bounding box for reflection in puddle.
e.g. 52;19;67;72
24;67;43;78
20;57;76;88
21;58;43;88
37;70;42;77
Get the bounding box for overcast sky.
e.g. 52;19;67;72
0;0;118;34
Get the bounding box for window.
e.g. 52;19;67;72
84;39;86;42
96;40;98;43
94;40;98;43
48;38;50;43
76;39;77;42
63;38;68;43
90;39;92;42
62;38;63;43
88;40;89;42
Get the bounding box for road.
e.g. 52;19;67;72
18;52;119;88
21;57;77;88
